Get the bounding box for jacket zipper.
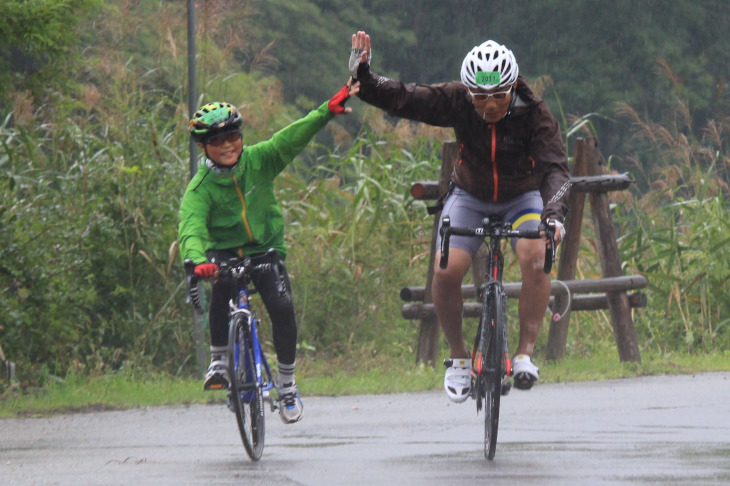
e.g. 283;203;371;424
489;124;498;202
232;174;254;241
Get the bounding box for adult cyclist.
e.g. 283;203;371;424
178;80;358;423
348;31;571;402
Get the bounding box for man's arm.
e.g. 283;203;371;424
530;103;572;227
349;30;463;127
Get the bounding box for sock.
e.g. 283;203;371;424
210;345;227;363
277;361;296;385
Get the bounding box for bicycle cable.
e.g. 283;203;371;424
549;280;572;322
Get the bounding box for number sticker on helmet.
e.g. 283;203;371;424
476;71;501;86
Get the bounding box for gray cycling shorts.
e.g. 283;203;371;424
435;187;543;258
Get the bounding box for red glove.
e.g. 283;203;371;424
327;84;351;114
194;262;218;279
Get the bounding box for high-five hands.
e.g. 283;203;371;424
328;78;360;115
349;31;372;80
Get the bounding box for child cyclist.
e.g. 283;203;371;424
178;79;358;424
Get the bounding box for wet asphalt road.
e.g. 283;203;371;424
1;372;729;485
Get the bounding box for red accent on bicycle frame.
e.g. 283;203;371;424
474;352;485;375
490;124;498;201
505;355;512;376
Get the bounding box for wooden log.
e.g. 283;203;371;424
402;292;646;319
569;173;635;193
410;181;441;201
410;173;635;201
400;275;648;302
548;292;647;312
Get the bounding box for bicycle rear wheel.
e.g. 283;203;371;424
483;286;505;460
227;314;265;461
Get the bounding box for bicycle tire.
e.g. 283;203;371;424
483;285;505;460
227;314;265;461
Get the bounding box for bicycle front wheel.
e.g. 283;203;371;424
483;286;505;460
227;314;265;461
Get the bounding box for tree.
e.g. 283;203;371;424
0;0;102;111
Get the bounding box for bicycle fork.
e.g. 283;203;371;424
248;315;278;414
500;322;512;397
474;285;512;398
473;321;512;395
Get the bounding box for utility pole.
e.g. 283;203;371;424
187;0;198;179
187;0;206;376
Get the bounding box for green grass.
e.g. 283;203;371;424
1;351;728;418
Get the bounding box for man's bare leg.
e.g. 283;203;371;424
514;238;551;357
432;247;473;359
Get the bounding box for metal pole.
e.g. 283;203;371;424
187;0;206;376
187;0;198;178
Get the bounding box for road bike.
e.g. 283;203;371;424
439;217;555;460
185;249;282;461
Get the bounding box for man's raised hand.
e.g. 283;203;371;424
349;31;372;80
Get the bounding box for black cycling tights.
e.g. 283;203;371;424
206;249;297;365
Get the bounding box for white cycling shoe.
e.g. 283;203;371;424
276;381;303;424
203;359;229;391
512;354;539;390
444;358;472;403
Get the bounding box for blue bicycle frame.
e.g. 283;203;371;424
231;284;275;403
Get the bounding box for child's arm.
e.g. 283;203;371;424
246;80;358;177
178;187;210;265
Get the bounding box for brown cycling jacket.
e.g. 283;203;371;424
357;72;571;222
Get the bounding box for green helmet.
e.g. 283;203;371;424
189;102;243;143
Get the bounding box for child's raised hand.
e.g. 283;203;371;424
328;79;360;115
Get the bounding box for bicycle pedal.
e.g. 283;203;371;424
501;380;511;396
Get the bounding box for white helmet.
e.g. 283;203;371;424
460;40;519;90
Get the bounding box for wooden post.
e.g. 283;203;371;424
415;142;458;365
586;146;642;362
546;139;589;360
546;137;641;362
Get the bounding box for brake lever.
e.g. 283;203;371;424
184;259;204;314
439;217;451;269
543;220;556;275
262;248;287;296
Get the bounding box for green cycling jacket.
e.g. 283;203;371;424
178;101;333;264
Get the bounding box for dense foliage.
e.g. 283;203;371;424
1;1;729;388
0;0;102;103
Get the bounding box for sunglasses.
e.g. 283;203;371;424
468;87;513;101
205;131;242;147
